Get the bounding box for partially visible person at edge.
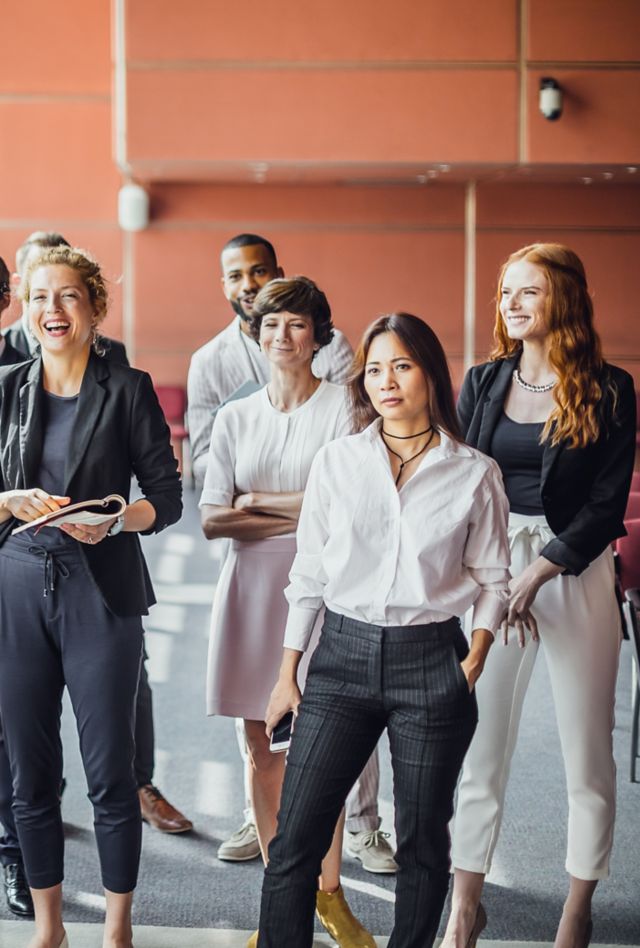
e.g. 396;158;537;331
0;236;191;928
0;254;32;920
3;231;128;365
0;246;182;948
200;276;376;948
442;244;635;948
0;256;24;367
189;233;393;876
257;313;510;947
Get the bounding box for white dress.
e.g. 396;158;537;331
200;380;350;719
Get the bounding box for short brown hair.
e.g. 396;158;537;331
347;312;461;437
249;276;334;349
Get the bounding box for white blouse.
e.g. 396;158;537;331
284;420;511;651
199;380;351;512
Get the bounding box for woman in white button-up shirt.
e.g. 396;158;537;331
257;313;510;948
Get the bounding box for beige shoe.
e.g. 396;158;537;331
246;931;258;948
316;885;376;947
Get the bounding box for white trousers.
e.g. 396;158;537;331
235;718;381;831
451;512;621;881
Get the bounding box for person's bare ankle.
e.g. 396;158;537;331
554;908;592;948
28;928;65;948
102;930;133;948
441;901;479;947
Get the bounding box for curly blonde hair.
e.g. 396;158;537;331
20;246;109;353
491;243;609;449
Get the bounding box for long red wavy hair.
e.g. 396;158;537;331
490;243;610;449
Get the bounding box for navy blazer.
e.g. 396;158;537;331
458;354;636;575
0;353;182;615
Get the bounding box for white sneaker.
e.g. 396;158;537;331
217;820;261;862
346;829;398;874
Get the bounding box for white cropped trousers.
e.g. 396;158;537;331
452;513;621;881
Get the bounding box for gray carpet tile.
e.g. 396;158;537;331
0;490;638;943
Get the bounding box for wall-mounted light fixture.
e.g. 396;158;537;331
118;183;150;232
539;77;563;121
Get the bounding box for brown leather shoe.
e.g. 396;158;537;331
138;784;193;834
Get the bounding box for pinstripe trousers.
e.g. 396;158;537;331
258;609;477;947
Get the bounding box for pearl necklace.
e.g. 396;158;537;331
513;366;556;394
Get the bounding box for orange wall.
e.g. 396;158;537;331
1;0;639;394
475;184;640;378
134;180;640;388
124;0;640;171
0;0;122;342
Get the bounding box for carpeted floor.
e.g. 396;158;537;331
1;490;638;944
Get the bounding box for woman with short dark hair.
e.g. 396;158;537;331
257;312;511;947
200;276;374;948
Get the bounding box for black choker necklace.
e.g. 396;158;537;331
382;426;435;485
381;426;432;440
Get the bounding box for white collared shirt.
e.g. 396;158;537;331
187;317;354;483
284;421;511;651
199;379;350;512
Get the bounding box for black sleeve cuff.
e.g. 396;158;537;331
540;537;588;577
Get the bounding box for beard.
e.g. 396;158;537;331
230;299;253;323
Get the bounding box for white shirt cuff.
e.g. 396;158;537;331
284;606;320;652
470;589;509;638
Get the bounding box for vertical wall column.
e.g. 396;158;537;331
463;181;477;373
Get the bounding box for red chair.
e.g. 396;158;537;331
615;519;640;781
636;391;640;449
632;471;640;493
155;385;190;480
625;491;640;522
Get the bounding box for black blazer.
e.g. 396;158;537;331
0;353;182;615
3;321;130;366
0;339;26;368
458;354;636;575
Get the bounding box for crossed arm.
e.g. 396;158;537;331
200;490;303;541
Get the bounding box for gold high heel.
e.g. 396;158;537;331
466;903;487;947
246;932;258;948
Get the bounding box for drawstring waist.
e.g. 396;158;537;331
27;545;71;597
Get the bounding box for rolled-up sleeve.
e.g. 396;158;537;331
130;372;182;534
284;452;331;651
464;461;511;636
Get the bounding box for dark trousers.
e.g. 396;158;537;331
0;652;155;873
134;652;155;787
0;721;19;867
258;610;477;948
0;538;143;892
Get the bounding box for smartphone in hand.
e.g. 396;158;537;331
269;711;294;753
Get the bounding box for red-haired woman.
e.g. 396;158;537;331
443;244;635;948
257;313;511;947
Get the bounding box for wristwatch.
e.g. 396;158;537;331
107;514;125;537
